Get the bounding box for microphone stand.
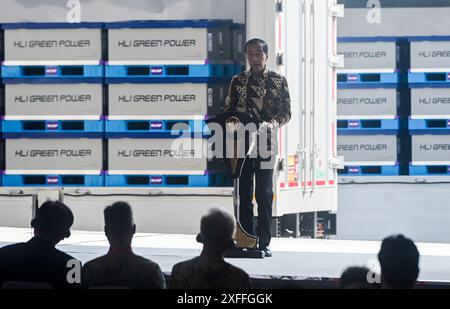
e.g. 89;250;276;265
225;124;265;259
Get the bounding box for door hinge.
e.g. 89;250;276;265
329;156;345;169
276;53;284;66
277;158;285;172
329;55;344;68
329;3;344;18
276;0;284;13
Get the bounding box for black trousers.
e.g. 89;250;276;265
238;157;274;249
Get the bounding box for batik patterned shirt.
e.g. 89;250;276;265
224;69;291;127
224;68;291;157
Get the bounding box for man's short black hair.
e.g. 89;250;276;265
31;201;74;240
340;266;371;288
104;201;134;236
245;38;269;55
378;234;420;288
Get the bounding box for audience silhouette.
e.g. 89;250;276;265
170;208;252;289
0;201;80;289
378;234;420;289
82;201;165;289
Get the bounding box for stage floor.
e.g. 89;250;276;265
1;227;450;283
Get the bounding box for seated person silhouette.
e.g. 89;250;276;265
0;201;80;289
378;234;420;289
340;266;375;289
82;201;165;289
170;208;251;289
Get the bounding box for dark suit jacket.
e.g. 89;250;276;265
0;237;80;289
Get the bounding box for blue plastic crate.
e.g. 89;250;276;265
337;119;401;134
2;22;103;29
233;62;246;75
2;174;104;187
105;63;235;79
337;72;399;88
338;165;400;176
338;37;401;43
105;20;234;65
1;22;103;82
408;36;450;87
1;65;103;81
2;120;104;138
409;164;450;176
2;78;102;84
409;118;450;133
105;119;207;138
105;76;231;84
105;174;231;187
104;19;232;29
408;71;450;87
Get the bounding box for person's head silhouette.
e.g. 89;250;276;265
104;202;136;249
378;234;420;289
31;201;74;245
197;208;236;256
340;266;373;289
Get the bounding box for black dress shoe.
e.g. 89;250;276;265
261;247;272;257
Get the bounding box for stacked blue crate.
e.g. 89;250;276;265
337;37;405;176
105;77;227;137
1;22;105;137
105;20;237;80
408;36;450;175
0;28;3;186
337;37;400;89
105;137;231;187
408;36;450;87
230;23;246;75
104;20;238;187
3;138;104;187
1;23;103;82
1;23;105;186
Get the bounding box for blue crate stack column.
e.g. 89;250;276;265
104;20;238;187
1;23;104;187
230;23;246;74
408;36;450;175
337;37;406;176
0;27;3;186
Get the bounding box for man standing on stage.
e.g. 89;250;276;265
224;38;291;257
